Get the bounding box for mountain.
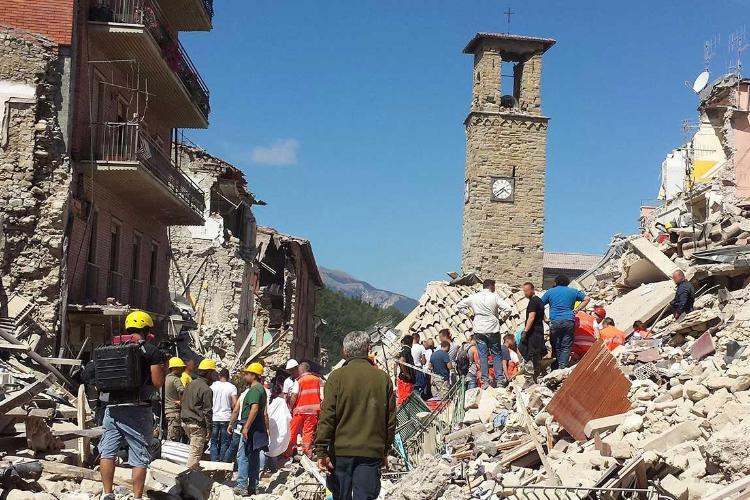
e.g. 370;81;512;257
319;267;418;314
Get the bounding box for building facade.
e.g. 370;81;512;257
0;0;214;355
461;33;555;287
255;226;323;367
168;144;262;366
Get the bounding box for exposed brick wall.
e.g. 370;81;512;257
0;0;74;46
67;175;171;313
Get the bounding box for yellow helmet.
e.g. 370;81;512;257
244;362;264;376
198;358;217;371
168;357;186;369
125;310;153;330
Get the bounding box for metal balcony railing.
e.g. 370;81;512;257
90;122;205;215
89;0;210;119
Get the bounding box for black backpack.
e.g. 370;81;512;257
94;343;145;400
455;344;471;376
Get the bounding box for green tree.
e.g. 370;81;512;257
316;287;404;365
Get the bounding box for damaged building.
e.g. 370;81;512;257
168;143;264;366
254;226;324;367
0;0;216;356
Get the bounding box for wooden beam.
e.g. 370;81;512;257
514;387;560;485
6;407;55;419
0;374;51;413
0;342;30;352
47;357;82;367
76;384;90;466
41;460;133;489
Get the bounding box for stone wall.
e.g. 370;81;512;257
462;114;547;286
0;27;71;343
168;146;257;366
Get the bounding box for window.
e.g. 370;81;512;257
148;242;158;286
109;221;121;273
131;232;142;280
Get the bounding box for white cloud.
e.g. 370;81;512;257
250;138;300;166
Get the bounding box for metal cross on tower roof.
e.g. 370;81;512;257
504;8;514;34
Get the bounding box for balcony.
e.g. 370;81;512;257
86;122;206;225
157;0;213;32
88;0;210;128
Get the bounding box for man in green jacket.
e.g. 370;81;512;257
315;330;396;500
181;358;216;469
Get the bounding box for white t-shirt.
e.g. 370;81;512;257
411;344;426;368
423;348;434;367
593;319;603;337
234;389;249;435
283;377;299;395
211;380;237;422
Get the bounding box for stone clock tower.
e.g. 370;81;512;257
461;33;555;286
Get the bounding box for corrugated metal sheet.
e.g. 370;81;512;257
547;340;632;441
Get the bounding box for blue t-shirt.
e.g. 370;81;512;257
430;349;451;379
541;286;586;321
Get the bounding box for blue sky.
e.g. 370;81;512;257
183;0;745;299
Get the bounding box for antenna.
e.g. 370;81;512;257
704;35;719;71
728;27;748;77
503;7;514;34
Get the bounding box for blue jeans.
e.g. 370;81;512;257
235;435;262;490
550;320;575;369
210;421;231;462
475;333;504;387
225;431;241;463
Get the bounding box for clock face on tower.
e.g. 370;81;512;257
490;176;515;202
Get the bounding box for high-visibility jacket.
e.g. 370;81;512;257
599;326;626;351
293;373;322;415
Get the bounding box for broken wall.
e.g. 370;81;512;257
0;27;71;344
168;146;257;364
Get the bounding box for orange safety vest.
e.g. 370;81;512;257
293;373;322;415
599;326;626;351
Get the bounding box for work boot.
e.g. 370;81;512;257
232;486;249;496
100;494;116;500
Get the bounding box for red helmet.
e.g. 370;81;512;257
594;306;606;319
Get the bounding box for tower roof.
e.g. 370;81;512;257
463;32;556;55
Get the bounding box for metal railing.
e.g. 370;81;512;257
90;122;205;215
89;0;210;118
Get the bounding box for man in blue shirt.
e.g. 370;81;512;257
429;341;453;399
541;275;590;370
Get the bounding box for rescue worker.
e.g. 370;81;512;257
286;362;323;458
181;358;195;387
181;358;216;469
164;357;186;441
99;310;164;500
592;306;607;338
234;362;269;496
599;318;626;351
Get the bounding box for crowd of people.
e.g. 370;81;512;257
88;312;394;500
90;270;695;500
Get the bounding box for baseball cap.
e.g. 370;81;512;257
285;359;299;370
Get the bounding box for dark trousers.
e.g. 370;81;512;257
550;320;575;369
210;421;232;462
328;456;382;500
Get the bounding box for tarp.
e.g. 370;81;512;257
571;312;596;362
267;397;292;457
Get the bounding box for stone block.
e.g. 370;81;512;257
661;474;688;500
684;382;709;402
584;413;628;439
642;421;703;452
464;387;482;410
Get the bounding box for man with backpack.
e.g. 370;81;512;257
98;310;164;500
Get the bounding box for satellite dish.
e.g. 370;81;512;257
692;70;710;93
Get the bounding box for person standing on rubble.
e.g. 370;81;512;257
316;330;396;500
164;357;186;441
439;329;460;364
521;282;546;382
181;358;217;469
411;333;427;398
541;275;590;370
210;368;238;462
429;340;453;398
234;362;269;496
457;279;513;388
283;358;300;409
286;361;323;458
98;310;164;500
395;335;415;406
672;270;695;321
